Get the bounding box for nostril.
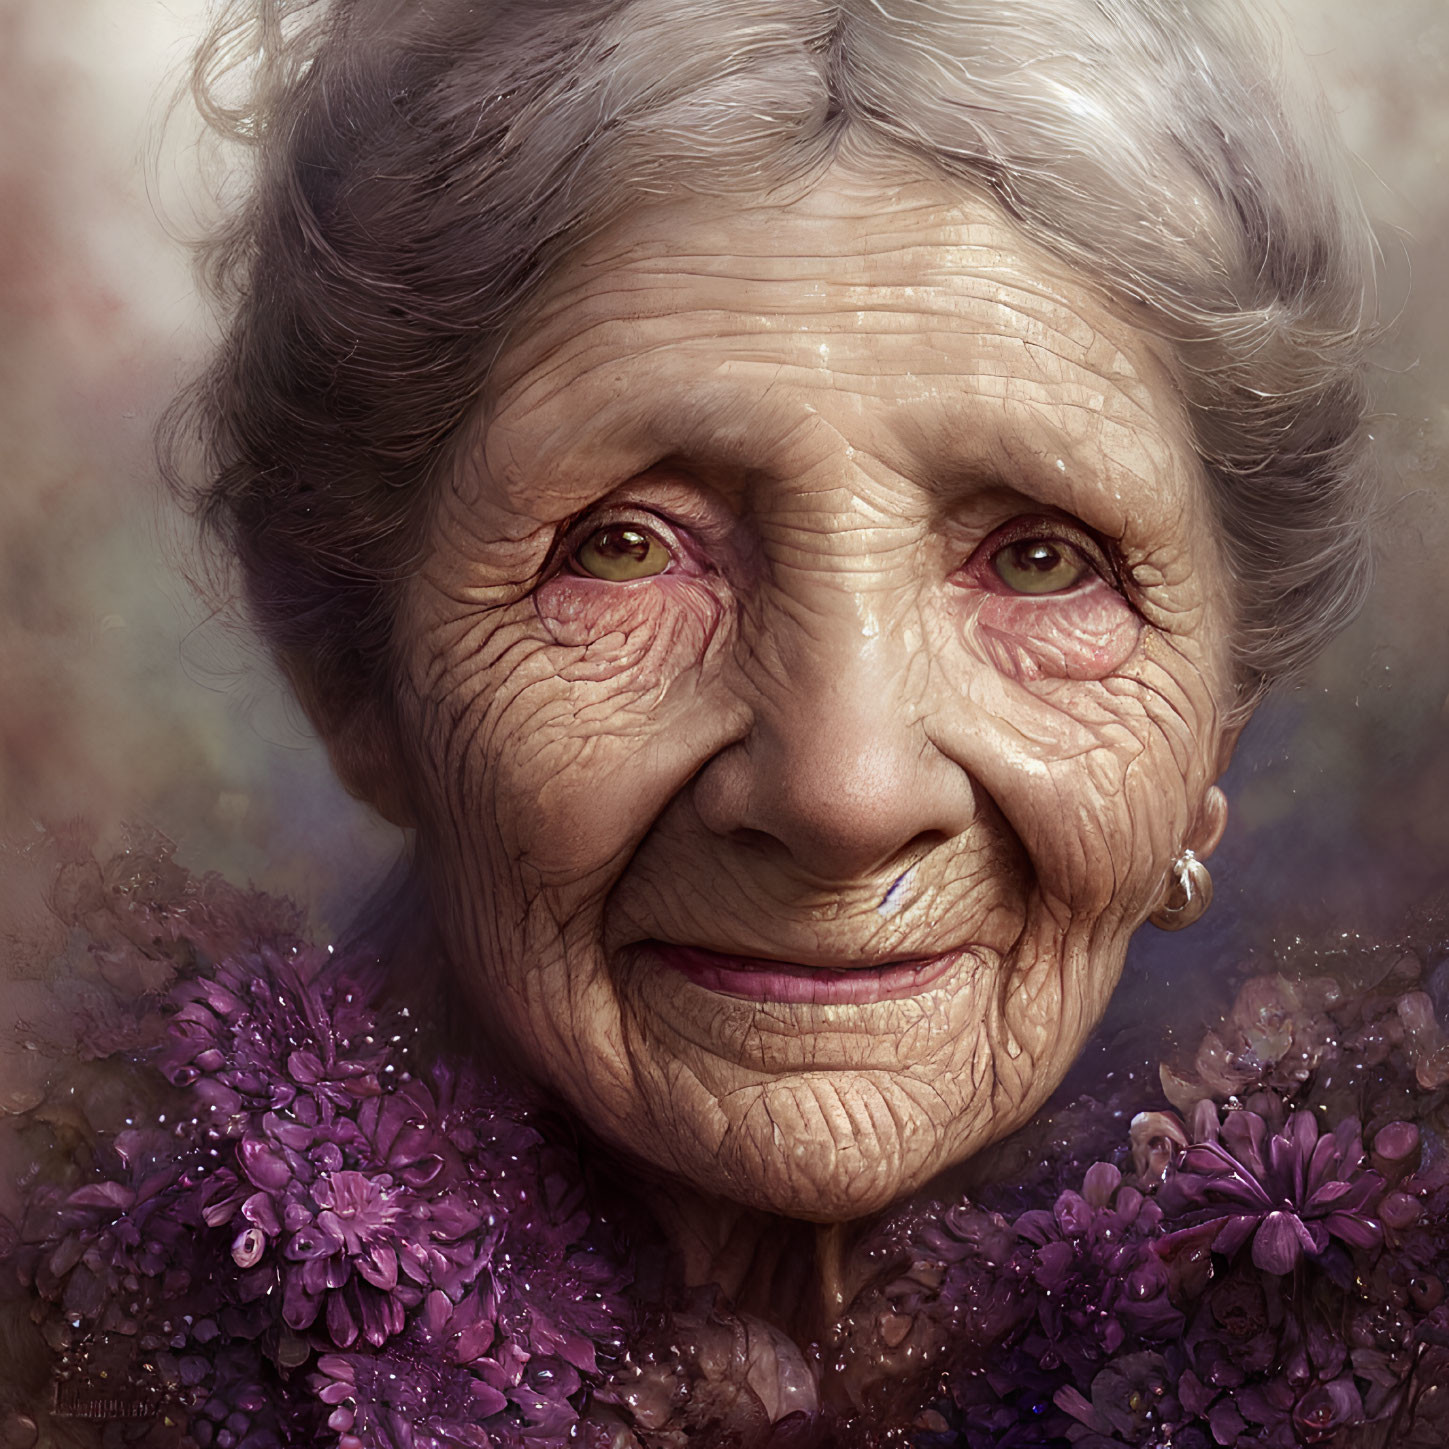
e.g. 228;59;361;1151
731;826;785;859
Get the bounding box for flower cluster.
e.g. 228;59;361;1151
7;926;630;1449
872;942;1449;1449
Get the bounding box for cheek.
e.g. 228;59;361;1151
935;590;1209;917
414;573;730;879
967;580;1141;683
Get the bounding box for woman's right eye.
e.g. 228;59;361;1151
570;523;672;582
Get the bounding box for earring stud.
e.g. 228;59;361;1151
1149;850;1213;931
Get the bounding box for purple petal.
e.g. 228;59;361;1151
357;1243;399;1292
1264;1128;1304;1203
1014;1209;1055;1246
1210;1215;1260;1258
1116;1186;1145;1223
1331;1116;1365;1165
467;1380;508;1416
263;1112;315;1153
1053;1190;1092;1237
1380;1192;1421;1230
282;1273;321;1331
1033;1240;1076;1289
1251;1211;1314;1275
327;1288;359;1348
286;1224;342;1261
316;1354;356;1386
302;1257;332;1294
1179;1369;1215;1416
239;1137;294;1194
1285;1109;1319;1157
421;1289;452;1337
399;1240;431;1284
288;1050;325;1085
1305;1178;1355;1209
1324;1210;1382;1252
241;1191;282;1236
1304;1133;1342;1201
193;1079;243;1116
1182;1142;1238;1176
1221;1111;1269;1182
1208;1397;1246;1445
66;1182;136;1212
401;1155;447;1190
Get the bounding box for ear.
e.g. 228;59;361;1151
1188;711;1249;859
324;705;417;828
1187;783;1229;860
1214;715;1249;777
287;664;417;828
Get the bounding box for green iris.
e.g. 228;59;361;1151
573;524;671;581
992;538;1087;595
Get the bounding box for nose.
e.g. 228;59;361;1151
690;599;979;886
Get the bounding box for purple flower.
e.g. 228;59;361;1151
1162;1104;1385;1275
984;1162;1183;1395
17;1162;208;1338
1292;1376;1364;1444
1055;1351;1179;1442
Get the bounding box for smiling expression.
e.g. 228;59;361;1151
385;159;1236;1221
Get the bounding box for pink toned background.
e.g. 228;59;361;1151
0;0;1445;958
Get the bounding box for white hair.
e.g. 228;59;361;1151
181;0;1378;723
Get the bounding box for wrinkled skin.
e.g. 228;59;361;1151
356;159;1238;1326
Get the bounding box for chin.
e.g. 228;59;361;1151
553;958;1048;1223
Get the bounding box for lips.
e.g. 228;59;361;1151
645;941;961;1005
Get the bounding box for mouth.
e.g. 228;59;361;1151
643;941;962;1005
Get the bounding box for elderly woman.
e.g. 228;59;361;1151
7;0;1422;1445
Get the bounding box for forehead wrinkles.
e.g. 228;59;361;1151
487;247;1138;420
479;243;1196;534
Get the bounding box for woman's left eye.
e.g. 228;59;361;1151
990;537;1090;595
571;523;672;581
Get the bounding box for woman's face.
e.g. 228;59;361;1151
386;162;1236;1221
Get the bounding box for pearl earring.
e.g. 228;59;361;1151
1149;850;1213;931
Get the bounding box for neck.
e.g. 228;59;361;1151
609;1169;877;1344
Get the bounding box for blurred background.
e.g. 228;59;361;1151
0;0;1445;968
